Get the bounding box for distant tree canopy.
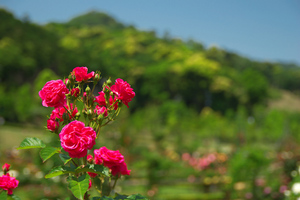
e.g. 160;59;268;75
0;8;299;122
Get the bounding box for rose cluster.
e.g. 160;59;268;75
0;163;19;195
39;66;134;178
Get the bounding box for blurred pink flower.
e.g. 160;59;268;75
72;67;95;82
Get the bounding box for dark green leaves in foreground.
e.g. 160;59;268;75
17;137;46;150
67;174;90;200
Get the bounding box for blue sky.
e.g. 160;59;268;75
1;0;299;64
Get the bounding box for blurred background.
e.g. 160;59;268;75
0;1;300;199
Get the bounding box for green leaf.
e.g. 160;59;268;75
40;147;60;162
44;166;73;179
59;153;72;165
0;191;7;200
17;137;46;150
67;174;89;200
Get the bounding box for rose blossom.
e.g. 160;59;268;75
94;147;131;176
94;105;108;117
94;91;106;107
47;119;59;132
94;91;118;110
50;104;78;122
59;121;96;158
2;163;10;172
70;88;80;97
94;147;124;167
39;80;69;108
0;174;19;195
110;161;131;176
72;67;95;82
110;78;135;107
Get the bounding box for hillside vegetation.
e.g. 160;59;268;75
1;8;300;123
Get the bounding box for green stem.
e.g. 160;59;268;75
112;176;119;191
71;158;78;167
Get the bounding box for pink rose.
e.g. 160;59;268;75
110;161;131;176
47;119;59;132
59;121;96;158
70;88;80;97
72;67;95;82
50;104;78;122
94;91;106;106
94;105;108;117
0;174;19;195
95;91;118;110
2;163;10;172
39;80;69;108
88;172;97;178
94;147;124;167
87;154;94;163
94;147;131;176
110;79;135;107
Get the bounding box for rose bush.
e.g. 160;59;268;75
17;66;148;200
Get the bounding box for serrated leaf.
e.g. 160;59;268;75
59;153;72;165
45;166;73;179
0;191;7;200
67;174;89;200
17;137;46;150
40;147;60;162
